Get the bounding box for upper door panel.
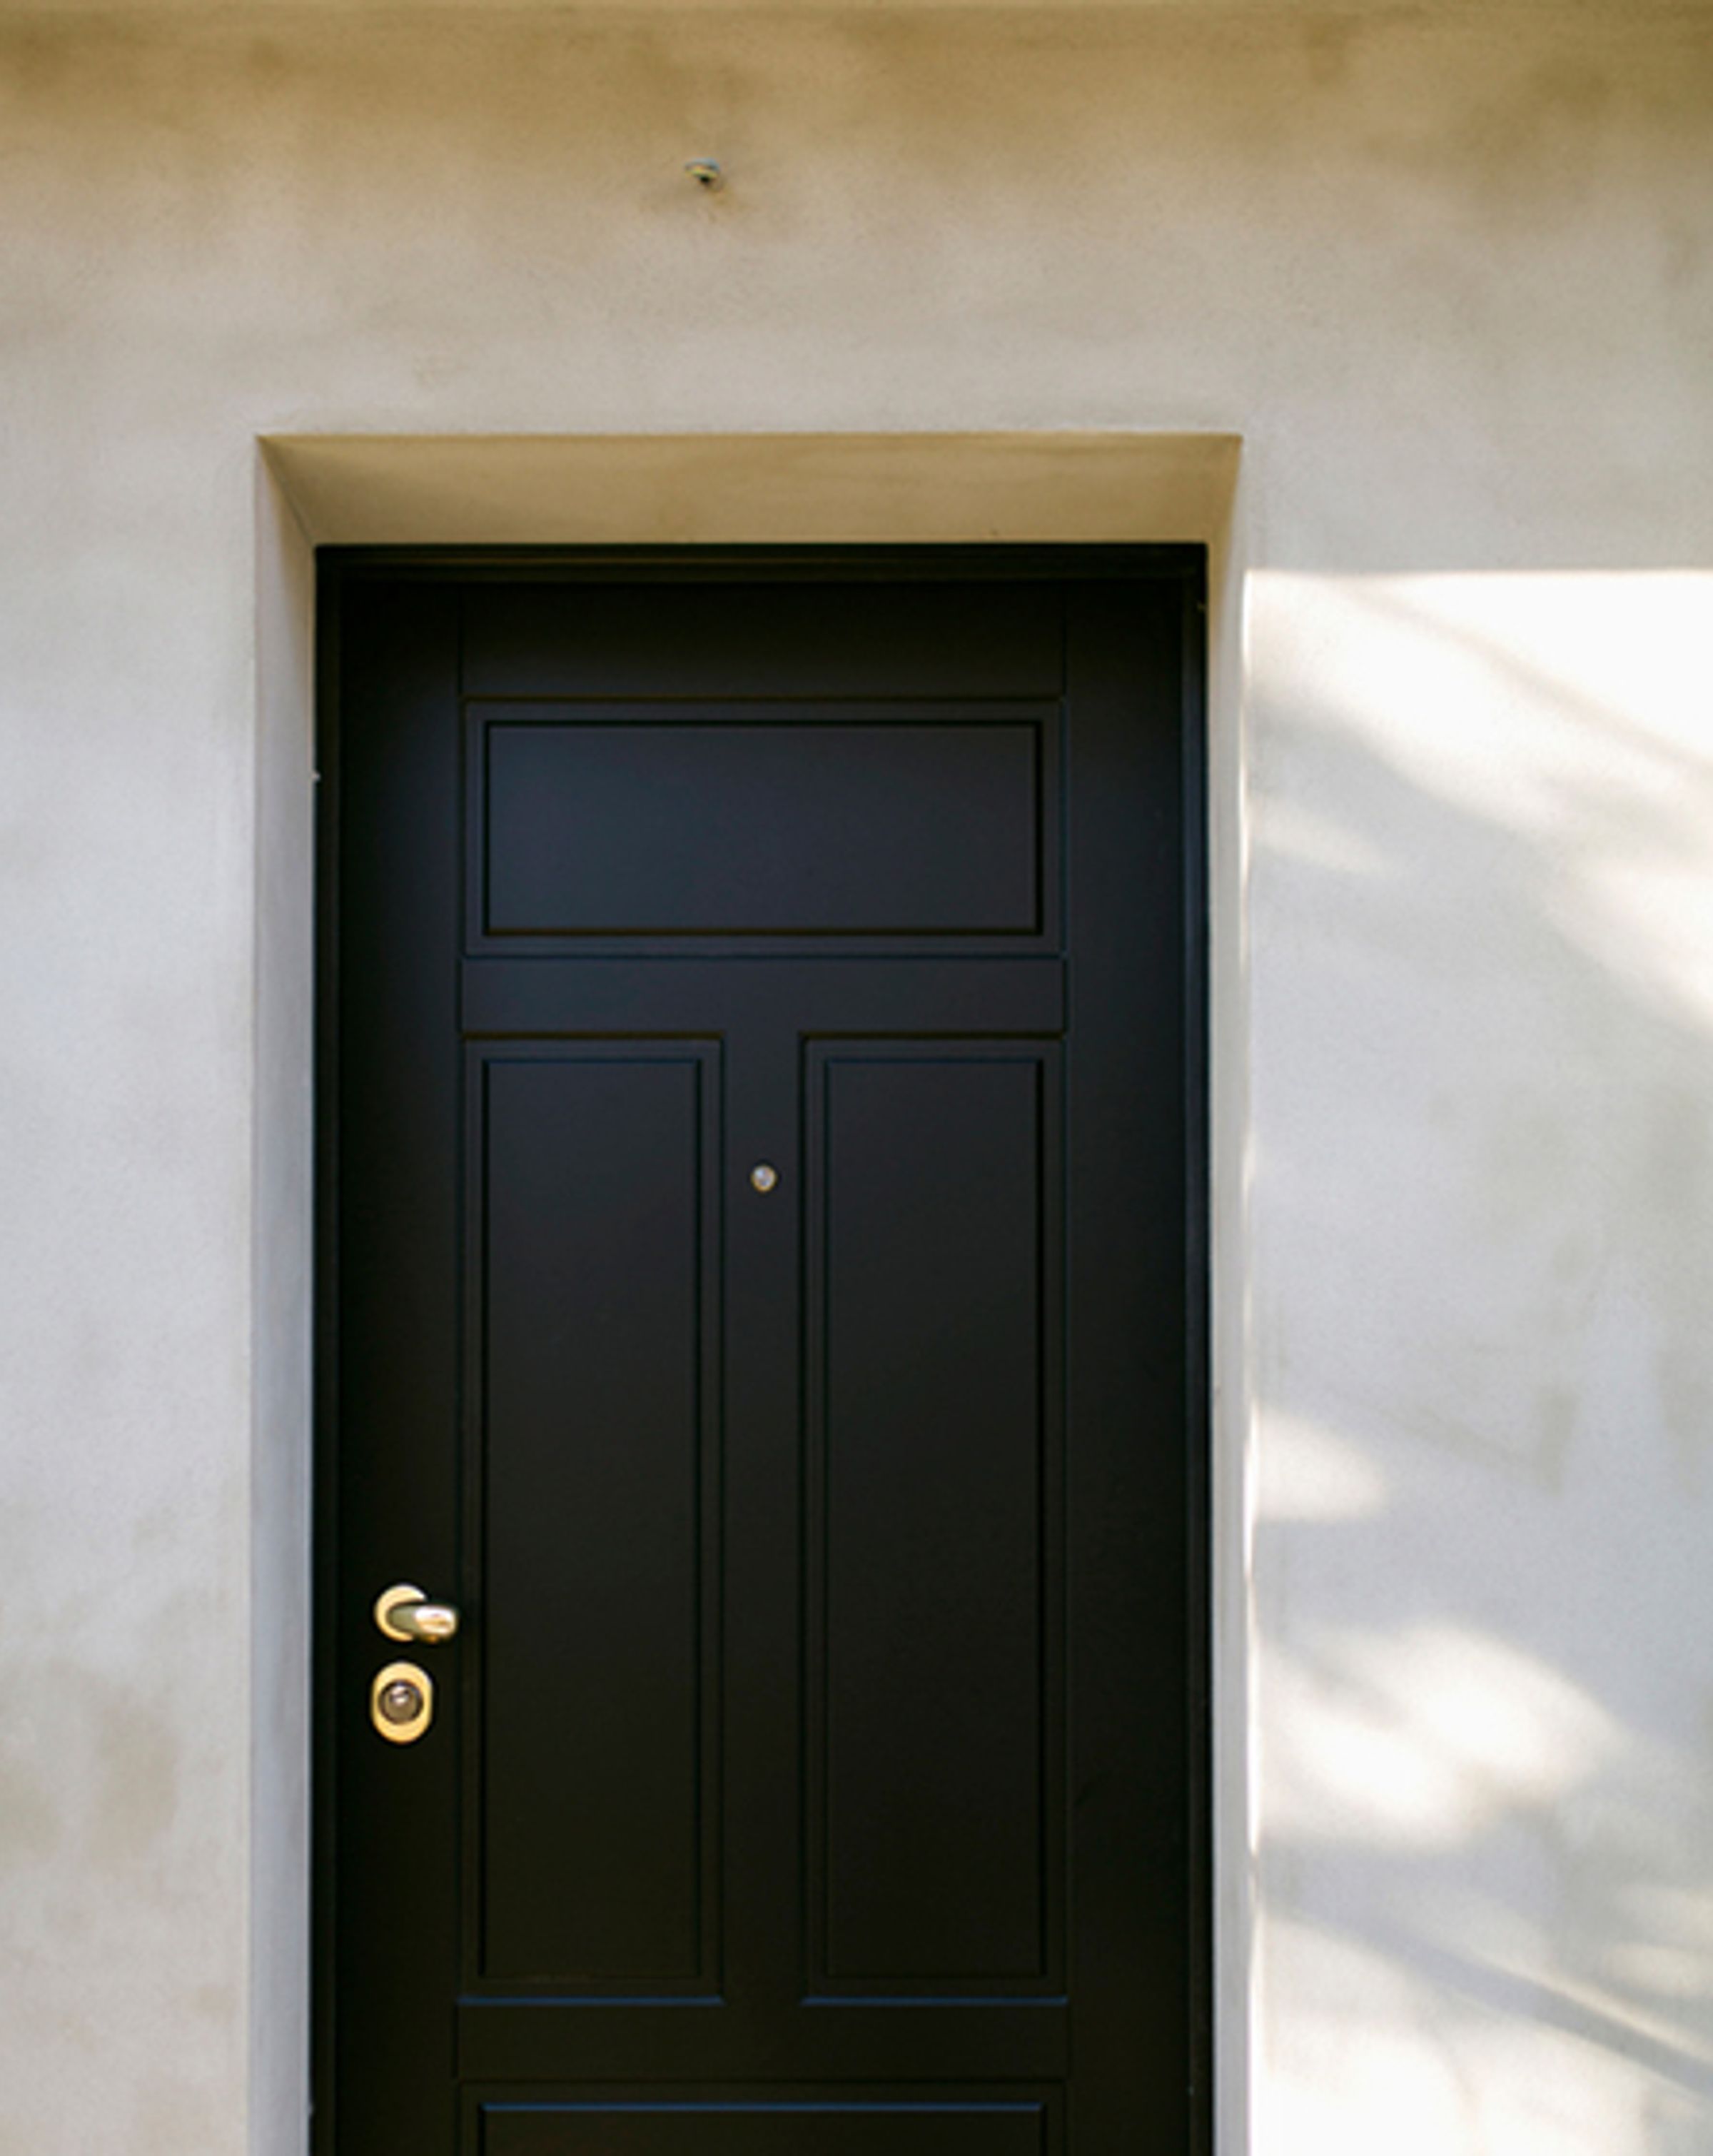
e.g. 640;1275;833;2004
468;702;1058;951
462;580;1067;958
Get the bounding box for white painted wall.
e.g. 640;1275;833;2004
1;7;1709;2153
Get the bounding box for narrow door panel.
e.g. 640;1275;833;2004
472;1047;722;1991
805;1047;1063;1995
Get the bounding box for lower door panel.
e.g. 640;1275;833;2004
475;2092;1055;2156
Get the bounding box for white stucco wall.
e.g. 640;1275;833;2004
1;7;1710;2153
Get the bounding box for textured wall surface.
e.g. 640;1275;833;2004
0;7;1710;2152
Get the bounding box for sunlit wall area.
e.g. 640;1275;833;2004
1248;572;1713;2155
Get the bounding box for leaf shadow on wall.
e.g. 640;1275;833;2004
1246;572;1713;2156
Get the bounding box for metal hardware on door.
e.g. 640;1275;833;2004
749;1163;779;1193
373;1581;461;1645
370;1661;433;1744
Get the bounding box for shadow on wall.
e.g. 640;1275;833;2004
1245;572;1713;2156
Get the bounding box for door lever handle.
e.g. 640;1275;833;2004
373;1581;460;1646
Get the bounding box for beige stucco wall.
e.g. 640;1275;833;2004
2;6;1711;2153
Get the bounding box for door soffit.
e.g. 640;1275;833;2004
261;433;1240;553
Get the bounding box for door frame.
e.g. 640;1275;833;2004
305;539;1214;2154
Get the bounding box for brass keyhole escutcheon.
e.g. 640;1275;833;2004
370;1660;434;1744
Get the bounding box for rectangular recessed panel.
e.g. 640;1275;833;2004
479;1052;716;1986
480;2102;1047;2156
810;1051;1057;1988
478;714;1043;937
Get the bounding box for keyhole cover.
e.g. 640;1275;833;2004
380;1680;420;1723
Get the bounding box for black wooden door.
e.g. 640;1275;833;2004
317;554;1206;2156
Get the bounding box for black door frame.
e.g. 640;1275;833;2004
310;544;1211;2153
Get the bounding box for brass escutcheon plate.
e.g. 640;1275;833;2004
370;1659;434;1744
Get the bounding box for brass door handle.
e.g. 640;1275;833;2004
373;1582;460;1646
